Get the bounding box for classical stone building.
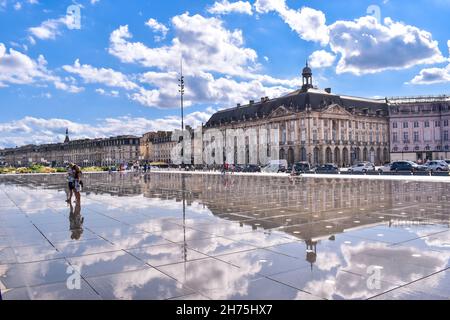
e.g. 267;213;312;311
0;130;140;167
205;64;391;166
388;95;450;162
140;131;176;164
140;127;195;164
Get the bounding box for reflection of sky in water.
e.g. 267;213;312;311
1;173;449;299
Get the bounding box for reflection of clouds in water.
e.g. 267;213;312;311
423;235;450;248
107;259;259;300
303;276;337;300
54;240;115;256
290;240;450;299
69;250;128;268
302;242;450;300
315;251;341;271
414;230;450;249
6;187;65;213
0;260;64;289
340;242;449;277
110;269;184;300
177;260;257;299
86;193;211;215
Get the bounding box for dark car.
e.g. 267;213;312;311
391;161;428;173
291;162;313;175
243;164;261;173
316;163;339;174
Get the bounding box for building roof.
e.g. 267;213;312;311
205;88;388;127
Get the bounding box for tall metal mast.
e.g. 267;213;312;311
178;57;185;166
178;58;185;132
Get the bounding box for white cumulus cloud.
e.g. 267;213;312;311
329;16;446;75
109;13;258;77
0;43;83;92
62;59;138;90
207;0;253;15
408;40;450;84
28;16;71;40
309;50;336;68
254;0;329;45
105;12;297;109
145;18;169;42
0;111;216;148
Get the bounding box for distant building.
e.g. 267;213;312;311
388;95;450;162
140;127;194;164
0;131;140;167
205;63;391;166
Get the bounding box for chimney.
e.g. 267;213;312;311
236;103;241;108
325;88;331;94
249;100;255;105
261;97;265;103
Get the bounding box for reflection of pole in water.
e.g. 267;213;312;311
181;174;187;280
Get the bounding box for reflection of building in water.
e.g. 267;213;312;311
2;173;450;269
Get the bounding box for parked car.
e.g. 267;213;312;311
444;159;450;165
291;162;313;175
348;162;376;173
376;163;392;174
315;163;339;174
425;160;450;172
231;164;245;172
242;164;261;172
391;161;428;173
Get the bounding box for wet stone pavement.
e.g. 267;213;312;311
0;172;449;300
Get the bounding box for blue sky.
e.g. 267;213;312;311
0;0;449;148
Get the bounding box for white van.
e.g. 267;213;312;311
262;159;288;173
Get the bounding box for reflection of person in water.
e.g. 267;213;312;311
69;201;84;240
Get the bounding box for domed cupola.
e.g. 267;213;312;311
301;61;314;92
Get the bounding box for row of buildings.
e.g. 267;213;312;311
1;64;449;167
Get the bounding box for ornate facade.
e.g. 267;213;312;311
0;132;140;167
140;131;176;164
205;64;390;166
388;95;450;162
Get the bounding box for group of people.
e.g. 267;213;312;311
66;163;83;203
66;163;84;240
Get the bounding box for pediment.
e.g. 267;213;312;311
322;104;352;116
268;105;295;119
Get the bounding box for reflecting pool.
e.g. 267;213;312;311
1;172;449;300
